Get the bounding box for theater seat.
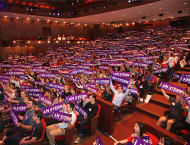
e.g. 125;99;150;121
147;132;159;145
21;119;46;145
77;104;101;135
55;112;78;145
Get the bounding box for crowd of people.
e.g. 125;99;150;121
0;26;189;145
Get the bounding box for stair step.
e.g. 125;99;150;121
150;94;171;109
175;70;190;75
137;102;168;120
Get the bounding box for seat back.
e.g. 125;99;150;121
96;104;101;116
73;112;78;127
41;119;46;141
154;75;157;82
147;132;159;145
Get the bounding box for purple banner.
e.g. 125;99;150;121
160;81;185;96
145;60;153;64
135;56;149;60
9;108;19;127
31;63;42;67
39;94;54;106
133;62;148;67
11;104;27;112
39;73;56;78
20;85;31;90
70;69;78;76
173;72;181;79
7;71;23;75
31;68;46;73
77;65;90;70
152;67;168;74
94;78;110;85
72;77;79;83
99;65;109;70
111;71;130;78
184;96;190;108
50;67;59;71
48;82;64;90
3;92;9;108
129;88;139;95
84;70;96;75
34;81;45;86
65;93;88;102
109;62;122;67
94;136;104;145
28;88;41;93
133;137;150;145
19;74;29;80
51;111;72;123
65;65;76;69
83;83;95;88
148;55;159;59
188;61;190;65
1;78;10;84
111;75;130;85
86;86;98;94
180;75;190;84
39;102;63;115
74;102;87;117
28;92;42;98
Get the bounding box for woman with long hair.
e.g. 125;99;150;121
114;121;151;145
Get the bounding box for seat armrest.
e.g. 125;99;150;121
131;98;136;110
65;126;75;144
91;116;99;132
21;139;42;145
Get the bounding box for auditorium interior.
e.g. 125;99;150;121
0;0;190;145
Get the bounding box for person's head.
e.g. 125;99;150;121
71;87;76;95
140;69;144;74
169;52;173;57
81;88;87;93
58;95;65;103
147;70;152;76
15;75;19;81
24;96;31;104
133;121;146;139
186;86;190;95
176;95;181;102
26;98;36;110
15;87;21;98
66;102;75;113
10;83;15;89
32;110;43;122
44;89;51;97
21;90;28;98
158;136;172;145
64;85;70;92
117;86;124;93
88;94;96;103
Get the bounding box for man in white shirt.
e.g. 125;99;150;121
46;102;76;145
110;79;130;112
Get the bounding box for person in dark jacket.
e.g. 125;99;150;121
74;94;98;144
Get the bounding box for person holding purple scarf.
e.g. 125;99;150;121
74;94;98;144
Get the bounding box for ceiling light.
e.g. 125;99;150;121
166;12;168;13
150;4;152;5
47;41;50;43
103;23;104;24
121;19;123;20
139;22;141;23
67;41;70;43
37;19;39;21
38;41;41;43
159;8;161;9
17;46;19;47
126;23;129;26
13;41;16;43
146;21;148;22
4;16;7;18
186;8;188;9
171;17;174;19
78;23;80;25
64;22;66;23
108;23;110;25
123;15;125;16
77;41;80;44
27;18;30;20
139;12;141;13
128;0;131;2
77;0;79;2
162;19;164;20
25;46;27;47
154;20;156;21
56;41;58;43
28;41;30;43
55;21;57;23
16;17;19;19
120;23;122;25
132;22;135;25
71;23;73;24
184;3;186;4
112;12;114;13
